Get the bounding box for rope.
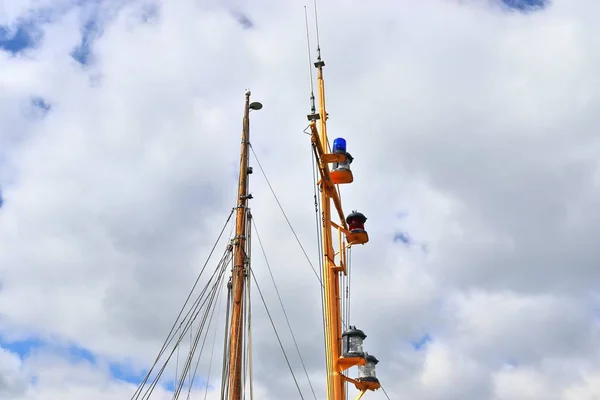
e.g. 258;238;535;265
253;218;318;400
135;248;232;399
184;273;227;399
249;267;305;399
174;339;179;400
249;144;322;286
381;385;392;400
311;140;332;395
148;257;230;400
173;265;228;399
246;214;254;400
220;280;232;400
196;278;225;400
131;209;234;400
347;246;352;324
187;323;193;394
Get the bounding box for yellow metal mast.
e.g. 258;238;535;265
306;16;382;400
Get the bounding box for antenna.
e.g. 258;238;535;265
304;6;316;115
313;0;322;61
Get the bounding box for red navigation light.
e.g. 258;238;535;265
346;211;367;233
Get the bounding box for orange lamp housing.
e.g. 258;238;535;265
330;137;354;185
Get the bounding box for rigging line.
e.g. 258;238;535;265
137;256;231;400
246;213;254;400
132;208;235;400
197;275;225;400
311;141;329;386
247;270;254;400
174;258;230;396
174;275;225;400
156;249;231;372
341;271;346;331
249;268;305;400
167;250;231;354
310;140;327;339
184;267;228;399
242;260;248;400
174;332;180;400
381;385;392;400
252;218;318;400
240;211;252;400
187;319;193;394
176;267;227;399
347;246;352;324
248;143;322;286
134;255;230;400
220;280;233;400
142;267;228;400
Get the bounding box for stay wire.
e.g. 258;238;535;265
311;140;329;376
136;252;232;400
175;265;227;399
381;385;392;400
183;267;228;398
249;268;305;400
246;213;254;400
132;208;234;399
198;278;225;400
347;246;352;324
311;141;332;396
220;281;233;400
252;218;318;400
148;262;229;400
249;144;322;286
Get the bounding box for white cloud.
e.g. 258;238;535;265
1;0;600;398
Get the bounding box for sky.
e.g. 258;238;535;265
2;0;600;399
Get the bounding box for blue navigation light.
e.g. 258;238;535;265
333;137;347;153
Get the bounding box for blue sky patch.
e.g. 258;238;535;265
0;337;45;358
162;377;209;392
0;335;154;385
32;97;51;114
393;232;412;245
0;337;97;365
109;362;149;385
230;11;254;29
501;0;548;11
505;358;519;367
139;3;160;23
71;19;101;65
411;333;432;351
0;22;41;54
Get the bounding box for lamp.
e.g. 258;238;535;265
342;326;366;358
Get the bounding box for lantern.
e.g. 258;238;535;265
346;211;367;233
357;354;379;383
345;211;368;245
342;326;366;358
330;137;354;184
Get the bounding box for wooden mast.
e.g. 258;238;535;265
228;89;253;400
